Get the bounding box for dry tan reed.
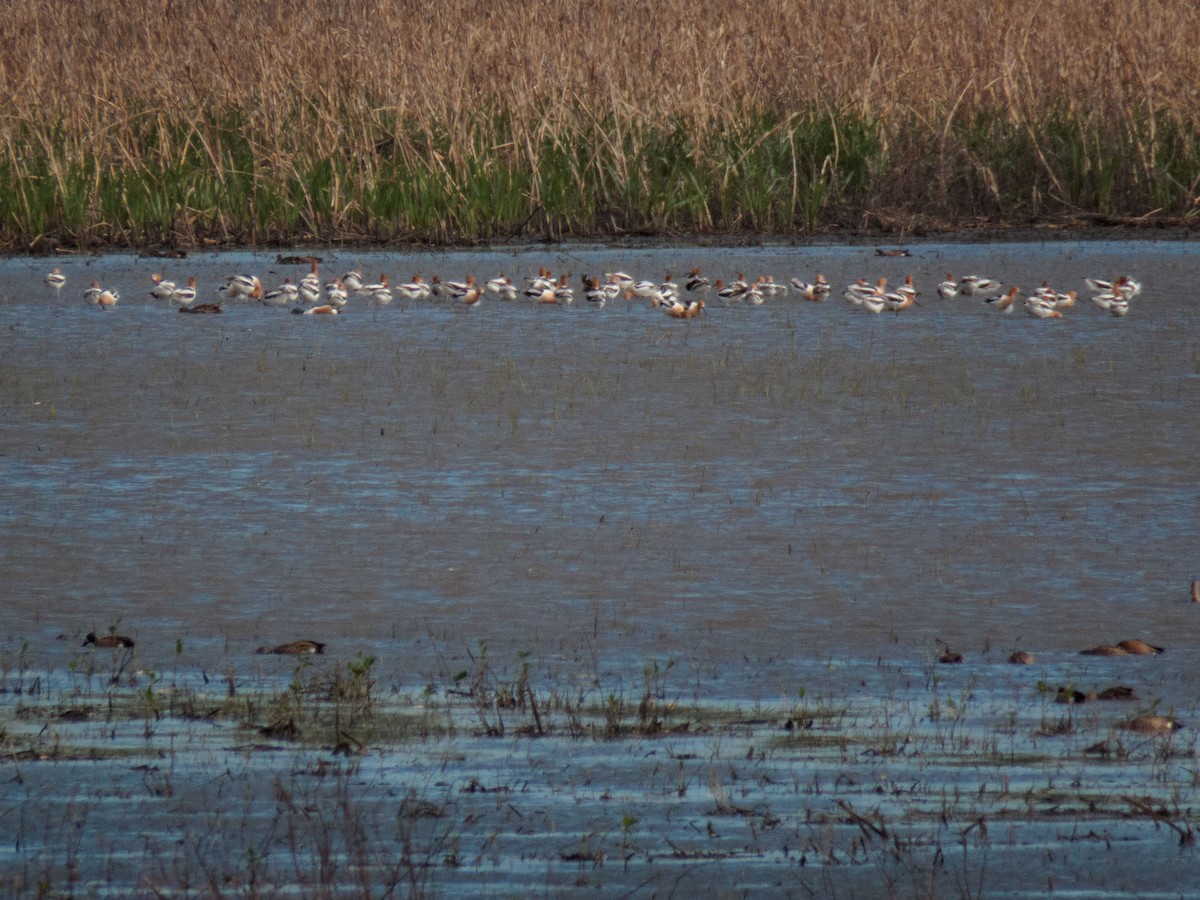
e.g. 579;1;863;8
2;0;1198;245
8;0;1198;122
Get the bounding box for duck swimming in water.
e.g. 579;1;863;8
83;631;134;649
256;640;327;655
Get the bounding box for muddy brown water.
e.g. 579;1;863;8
1;240;1198;895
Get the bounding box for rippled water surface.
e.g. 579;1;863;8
1;240;1198;895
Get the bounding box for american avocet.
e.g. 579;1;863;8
685;267;710;293
521;272;556;302
340;270;364;293
660;276;681;302
44;267;66;291
299;260;321;304
937;273;958;299
1089;290;1127;313
361;274;391;303
486;276;517;301
524;266;555;293
758;276;786;299
881;275;917;311
1090;291;1130;316
83;281;103;304
983;286;1019;312
842;278;872;306
221;275;263;301
261;278;299;307
683;298;705;318
324;279;349;307
1024;296;1062;319
554;275;574;304
440;275;475;301
359;273;388;293
856;277;889;312
596;276;625;305
256;640;326;655
1053;289;1077;309
1084;276;1141;299
958;276;1000;296
298;280;321;305
791;274;830;301
434;275;469;300
660;297;688;317
396;276;432;302
860;293;886;314
583;276;608;306
84;631;134;649
605;271;634;292
882;287;915;312
460;281;484;307
292;304;339;315
1115;276;1142;298
648;275;682;307
445;275;478;304
714;279;744;302
531;284;558;304
96;287;119;309
1031;280;1055;301
171;276;198;305
149;273;176;300
629;277;661;300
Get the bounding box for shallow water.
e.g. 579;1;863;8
1;239;1198;894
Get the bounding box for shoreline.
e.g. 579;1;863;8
14;218;1200;259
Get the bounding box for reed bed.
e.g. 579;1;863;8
2;0;1199;247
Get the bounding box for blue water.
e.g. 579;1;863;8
3;240;1200;897
1;241;1198;697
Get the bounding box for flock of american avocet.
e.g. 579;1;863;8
44;261;1144;319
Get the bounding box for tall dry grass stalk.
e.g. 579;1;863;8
2;0;1198;246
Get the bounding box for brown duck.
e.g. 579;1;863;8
83;632;134;649
256;640;326;655
1117;715;1182;735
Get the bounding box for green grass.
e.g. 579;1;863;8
2;105;1198;249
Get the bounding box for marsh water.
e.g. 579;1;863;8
1;239;1198;896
